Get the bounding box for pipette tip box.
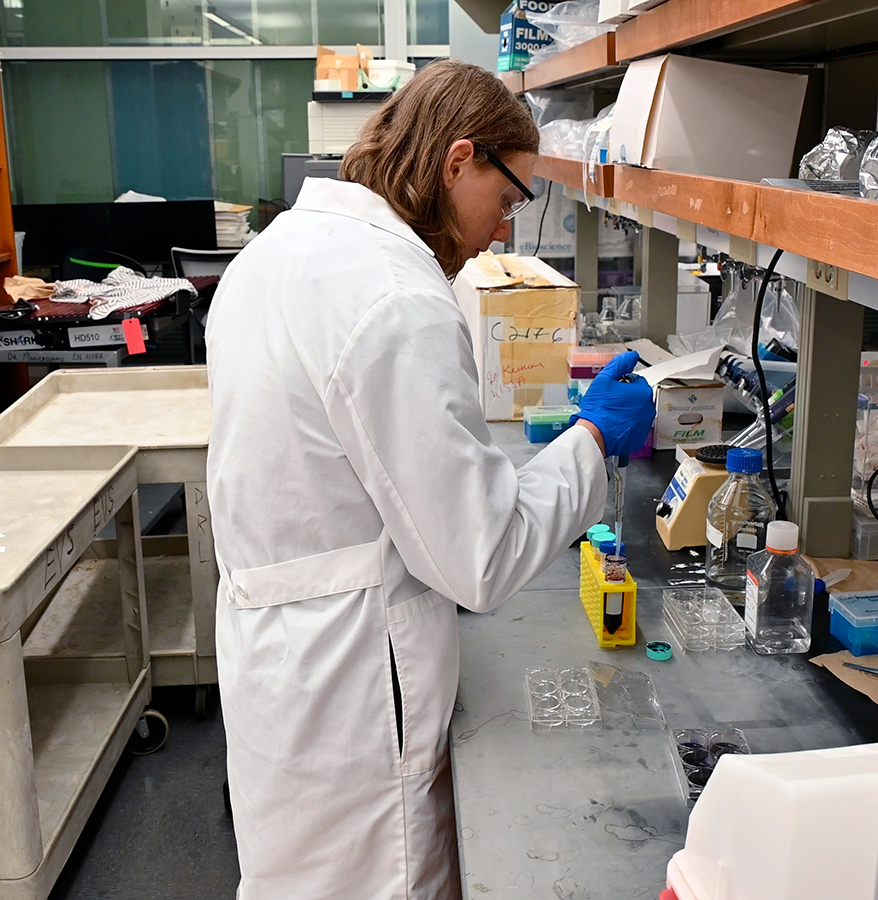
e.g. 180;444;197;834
579;542;637;647
522;406;578;443
828;590;878;656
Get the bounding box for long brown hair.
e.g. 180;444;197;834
340;59;539;276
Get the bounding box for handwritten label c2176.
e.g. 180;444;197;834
490;322;564;343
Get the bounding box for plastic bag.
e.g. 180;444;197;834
525;87;594;129
582;102;615;186
711;278;799;357
525;0;612;51
539;117;594;159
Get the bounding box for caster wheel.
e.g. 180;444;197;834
126;709;170;756
195;684;212;718
222;779;233;817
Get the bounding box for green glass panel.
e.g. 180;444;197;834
408;0;449;45
4;60;113;203
316;0;381;46
3;0;103;47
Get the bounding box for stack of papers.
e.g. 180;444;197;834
214;201;254;248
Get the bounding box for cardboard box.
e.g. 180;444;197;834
453;253;579;421
598;0;635;24
654;381;725;450
498;0;558;72
609;55;808;182
316;44;373;91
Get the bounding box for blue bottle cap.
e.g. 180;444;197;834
646;641;673;661
600;539;625;556
726;447;763;474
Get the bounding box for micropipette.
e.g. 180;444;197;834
613;454;629;557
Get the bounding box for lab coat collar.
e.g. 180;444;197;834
295;178;436;259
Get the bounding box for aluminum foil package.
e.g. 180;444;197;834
799;126;876;181
861;135;878;199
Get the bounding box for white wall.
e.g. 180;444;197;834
448;0;500;69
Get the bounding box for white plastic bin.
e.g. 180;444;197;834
368;59;415;88
666;743;878;900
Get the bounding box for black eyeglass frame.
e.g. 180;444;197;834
481;148;535;203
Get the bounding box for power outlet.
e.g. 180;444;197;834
806;258;849;299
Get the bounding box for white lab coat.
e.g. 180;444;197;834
206;179;607;900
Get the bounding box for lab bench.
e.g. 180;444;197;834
0;367;217;711
450;424;878;900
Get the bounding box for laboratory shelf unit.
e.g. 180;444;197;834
0;366;217;694
0;445;149;900
522;32;618;90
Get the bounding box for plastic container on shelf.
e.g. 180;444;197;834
851;507;878;560
522;405;578;443
828;590;878;656
745;520;815;654
706;447;775;591
367;59;416;88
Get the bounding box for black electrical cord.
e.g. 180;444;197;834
533;180;553;257
867;467;878;522
750;247;787;519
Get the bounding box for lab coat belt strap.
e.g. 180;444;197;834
224;540;384;609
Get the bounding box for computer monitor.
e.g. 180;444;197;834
13;199;217;271
281;154;342;207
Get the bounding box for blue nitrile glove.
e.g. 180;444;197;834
570;350;656;457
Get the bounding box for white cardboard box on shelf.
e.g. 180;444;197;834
453;253;579;421
598;0;634;23
609;54;808;182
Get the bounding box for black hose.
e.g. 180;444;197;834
750;248;787;519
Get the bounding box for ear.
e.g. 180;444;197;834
442;139;476;191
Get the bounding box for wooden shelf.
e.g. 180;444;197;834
521;33;618;91
535;156;615;198
538;156;878;281
614;0;825;61
499;70;524;93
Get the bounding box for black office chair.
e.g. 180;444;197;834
61;248;146;282
170;246;239;280
171;247;240;363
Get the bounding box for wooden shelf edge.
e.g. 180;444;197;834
615;0;824;61
535;156;615;199
522;33;617;91
0;252;12;264
499;70;524;94
613;165;878;281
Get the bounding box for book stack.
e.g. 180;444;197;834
214;201;254;248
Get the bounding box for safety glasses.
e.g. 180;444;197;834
483;148;535;220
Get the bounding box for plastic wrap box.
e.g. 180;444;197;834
453;253;579;421
498;0;558;72
523;405;578;443
610;55;807;182
828;591;878;656
654;381;724;450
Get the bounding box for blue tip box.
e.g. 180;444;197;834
828;590;878;656
498;0;559;72
523;405;578;443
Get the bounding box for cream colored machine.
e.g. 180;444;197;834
656;451;728;550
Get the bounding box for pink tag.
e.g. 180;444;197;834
122;318;146;354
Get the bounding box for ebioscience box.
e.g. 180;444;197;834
498;0;559;72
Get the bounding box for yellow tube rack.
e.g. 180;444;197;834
580;542;638;648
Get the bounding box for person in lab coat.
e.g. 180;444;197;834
206;59;655;900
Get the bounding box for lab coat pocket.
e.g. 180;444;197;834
386;589;459;776
225;540;384;609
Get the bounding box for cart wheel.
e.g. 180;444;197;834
194;684;211;718
126;709;170;756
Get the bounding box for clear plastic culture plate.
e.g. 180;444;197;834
524;666;602;729
663;587;745;652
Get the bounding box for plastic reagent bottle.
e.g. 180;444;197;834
705;447;775;590
745;520;815;654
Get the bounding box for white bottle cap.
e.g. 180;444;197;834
766;520;799;552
